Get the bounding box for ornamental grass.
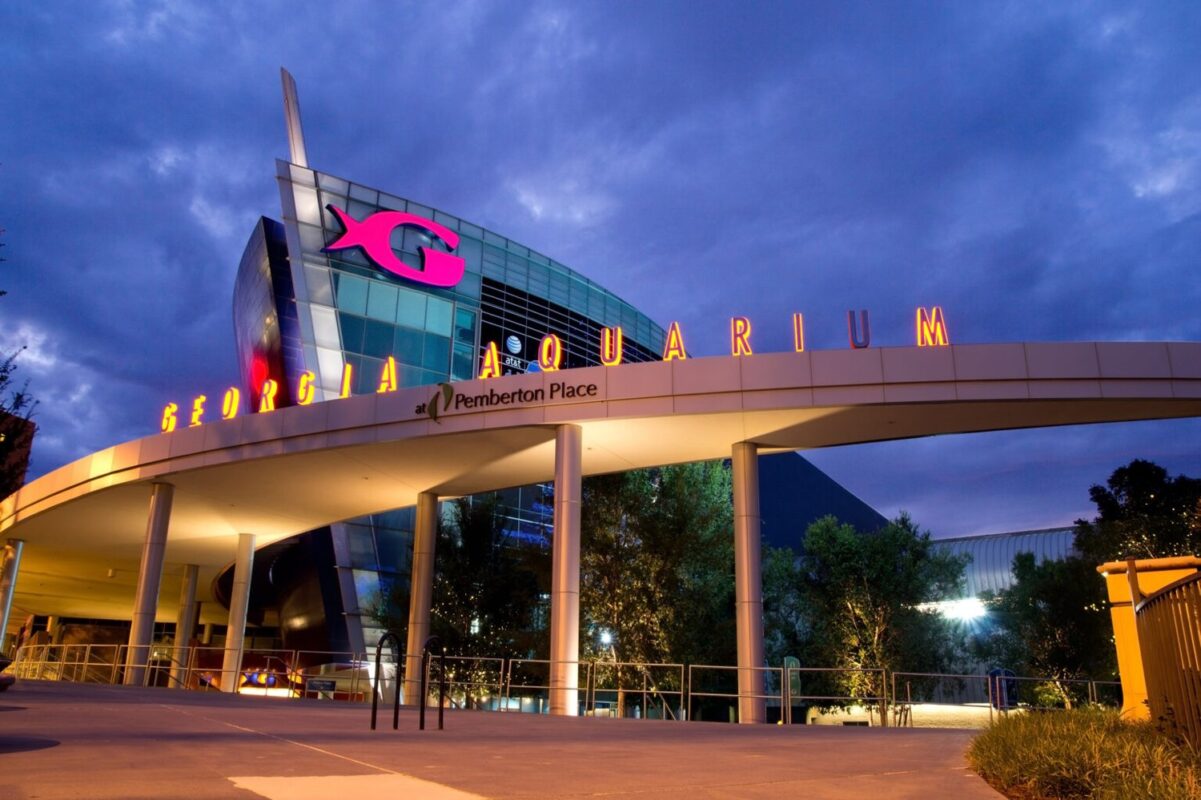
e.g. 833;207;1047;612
968;707;1201;799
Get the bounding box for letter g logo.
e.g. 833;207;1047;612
323;205;466;288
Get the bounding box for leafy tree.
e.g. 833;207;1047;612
769;515;966;709
973;553;1115;707
579;461;734;716
1;233;37;498
579;462;735;668
1074;459;1201;563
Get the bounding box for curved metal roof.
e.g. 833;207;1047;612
933;527;1078;597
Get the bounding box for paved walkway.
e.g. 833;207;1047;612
0;680;1001;799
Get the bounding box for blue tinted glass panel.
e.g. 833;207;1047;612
357;357;381;393
454;308;476;343
363;319;394;358
352;569;380;602
336;274;368;315
426;297;452;336
452;342;475;381
339;313;366;354
395;327;424;366
375;529;410;571
456;271;481;299
348;527;377;569
422;334;451;372
396;287;426;329
366;281;398;321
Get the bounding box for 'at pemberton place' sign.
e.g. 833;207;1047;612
158;306;950;433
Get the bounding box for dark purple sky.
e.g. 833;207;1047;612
2;2;1199;537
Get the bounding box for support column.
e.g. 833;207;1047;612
125;482;174;686
550;424;582;716
732;442;766;723
220;533;255;693
403;491;438;707
170;564;199;689
0;539;25;656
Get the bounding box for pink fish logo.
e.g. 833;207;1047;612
323;205;465;287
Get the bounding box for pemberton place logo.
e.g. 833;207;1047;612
417;380;599;424
323;205;465;287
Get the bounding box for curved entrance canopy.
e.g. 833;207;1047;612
3;341;1201;621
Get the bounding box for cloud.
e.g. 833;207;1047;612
2;0;1201;536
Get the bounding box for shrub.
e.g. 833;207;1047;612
968;708;1201;799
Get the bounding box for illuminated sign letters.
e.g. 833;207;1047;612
916;306;950;347
479;341;502;379
222;388;241;419
600;327;623;366
730;317;753;357
157;307;954;431
323;205;465;288
538;334;563;372
377;357;398;393
662;321;688;361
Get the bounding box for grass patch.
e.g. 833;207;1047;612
968;708;1201;799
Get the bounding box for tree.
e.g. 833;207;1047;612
1074;459;1201;564
1;226;37;498
579;462;735;668
768;515;966;710
973;553;1115;707
371;495;545;659
578;462;735;717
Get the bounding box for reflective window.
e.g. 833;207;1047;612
395;327;424;366
452;342;475;381
338;313;366;353
366;281;398;322
422;334;451;372
396;287;427;329
454;308;476;343
348;527;377;569
336;274;369;315
426;297;452;336
363;319;394;359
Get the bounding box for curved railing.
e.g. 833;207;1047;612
1136;571;1201;747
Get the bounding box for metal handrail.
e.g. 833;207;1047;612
687;664;782;723
1135;570;1201;747
783;666;888;726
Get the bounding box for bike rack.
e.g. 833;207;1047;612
370;630;403;731
419;635;447;731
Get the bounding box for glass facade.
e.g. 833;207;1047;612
231;161;667;652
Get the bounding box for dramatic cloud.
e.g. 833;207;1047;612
2;1;1199;534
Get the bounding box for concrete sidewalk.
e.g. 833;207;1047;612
0;680;1001;799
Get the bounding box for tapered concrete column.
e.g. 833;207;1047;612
125;482;174;686
550;424;582;716
220;533;255;693
0;539;25;655
732;442;766;723
403;491;438;707
170;564;199;689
